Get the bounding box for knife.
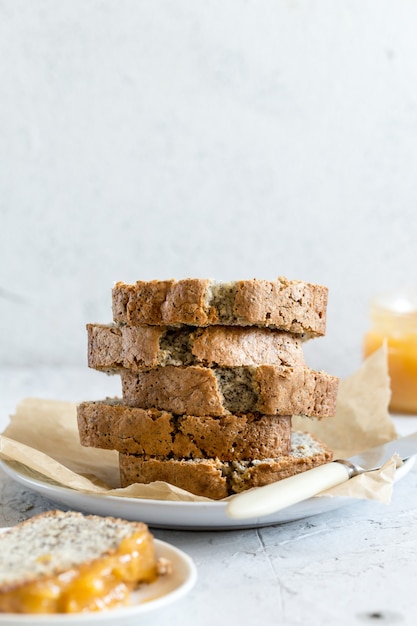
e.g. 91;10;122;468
226;432;417;520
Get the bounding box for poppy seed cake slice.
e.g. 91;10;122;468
112;277;327;336
120;364;338;418
77;399;292;460
0;510;165;614
87;323;306;371
118;431;334;500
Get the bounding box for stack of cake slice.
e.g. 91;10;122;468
77;277;338;499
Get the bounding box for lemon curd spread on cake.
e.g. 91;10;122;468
0;511;167;614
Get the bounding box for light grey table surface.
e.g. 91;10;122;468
1;367;417;626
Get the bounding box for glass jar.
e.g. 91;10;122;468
363;290;417;414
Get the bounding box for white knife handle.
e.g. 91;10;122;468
226;461;352;520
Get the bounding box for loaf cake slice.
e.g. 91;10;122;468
87;323;306;371
118;431;333;500
120;365;338;418
77;399;292;460
112;277;327;336
0;510;165;614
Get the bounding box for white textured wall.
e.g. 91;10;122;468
1;1;417;379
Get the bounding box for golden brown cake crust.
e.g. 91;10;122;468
77;399;292;460
254;365;339;416
232;278;327;335
118;431;334;499
112;279;211;327
191;326;305;367
121;365;224;415
120;365;338;418
87;324;163;370
112;277;327;336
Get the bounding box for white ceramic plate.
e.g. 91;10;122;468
0;457;415;530
0;528;197;626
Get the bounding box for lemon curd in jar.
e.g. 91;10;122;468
363;290;417;414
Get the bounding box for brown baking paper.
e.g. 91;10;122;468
0;347;403;504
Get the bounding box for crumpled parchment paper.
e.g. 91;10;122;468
0;348;403;503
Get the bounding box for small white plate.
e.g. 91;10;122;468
0;457;415;530
0;529;197;626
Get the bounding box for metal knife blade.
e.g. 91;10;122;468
226;432;417;520
345;431;417;472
